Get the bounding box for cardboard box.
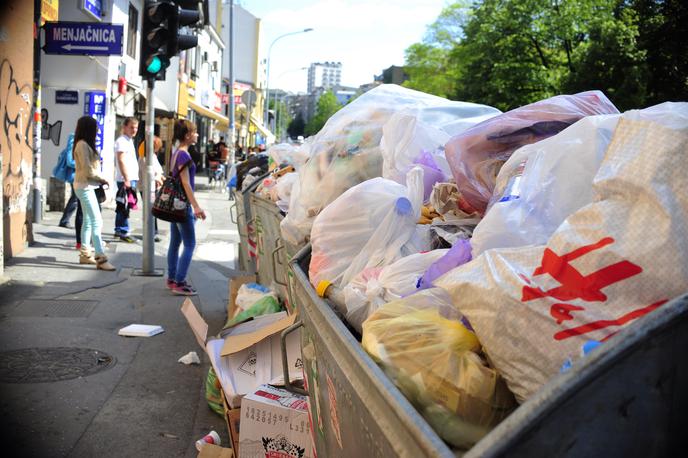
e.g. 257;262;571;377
238;385;313;458
227;275;257;320
197;443;234;458
181;299;303;409
221;389;241;454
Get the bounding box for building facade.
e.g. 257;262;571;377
307;62;342;94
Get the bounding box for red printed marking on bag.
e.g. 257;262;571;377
521;237;643;303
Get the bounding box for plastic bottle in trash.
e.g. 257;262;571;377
195;430;221;451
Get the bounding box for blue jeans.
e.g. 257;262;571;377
115;180;137;235
75;187;105;255
167;207;196;283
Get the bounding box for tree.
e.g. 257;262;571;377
305;91;341;136
287;113;305;138
269;99;292;142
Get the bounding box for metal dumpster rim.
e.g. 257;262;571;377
290;244;455;458
466;292;688;457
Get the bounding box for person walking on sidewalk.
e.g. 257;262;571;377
166;119;206;296
54;133;84;249
72;116;116;271
114;117;139;243
138;135;165;242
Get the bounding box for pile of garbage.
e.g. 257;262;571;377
240;83;688;450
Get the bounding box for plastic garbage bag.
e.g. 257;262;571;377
224;295;282;328
361;288;516;449
309;166;429;289
471;114;621;256
267;142;309;169
205;367;225;417
281;84;497;247
381;103;500;188
435;102;688;402
343;249;448;333
418;239;473;290
445;91;620;214
275;172;298;212
234;283;278;316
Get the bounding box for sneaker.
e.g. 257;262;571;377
119;235;136;243
154;235;162;242
76;242;82;250
171;281;197;296
59;222;73;229
166;278;176;289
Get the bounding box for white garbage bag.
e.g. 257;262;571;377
343;249;449;333
309;166;429;290
435;102;688;402
280;84;497;247
471;113;621;256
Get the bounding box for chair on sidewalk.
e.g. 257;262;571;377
207;160;227;192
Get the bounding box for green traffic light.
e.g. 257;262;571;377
146;56;162;74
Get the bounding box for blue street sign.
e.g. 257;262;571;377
56;90;79;104
43;22;123;56
82;0;103;21
84;91;106;152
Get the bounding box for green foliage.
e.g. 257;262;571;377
287;113;305;138
269;99;292;141
403;0;686;111
305;91;342;136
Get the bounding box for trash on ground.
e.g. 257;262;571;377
118;324;164;337
195;430;221;451
178;351;201;365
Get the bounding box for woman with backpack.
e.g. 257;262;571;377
166;119;206;295
72;116;116;271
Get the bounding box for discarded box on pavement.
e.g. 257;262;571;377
181;299;303;409
238;384;313;458
221;388;242;454
197;443;234;458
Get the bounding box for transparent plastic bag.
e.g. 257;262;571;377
445;91;620;214
342;249;448;333
362;288;516;449
381;103;500;189
471;114;621;256
267;142;309;169
281;84;495;246
309;166;429;289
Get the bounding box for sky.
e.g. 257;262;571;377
238;0;449;94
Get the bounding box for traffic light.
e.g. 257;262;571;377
139;1;201;81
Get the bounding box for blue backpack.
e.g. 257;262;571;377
52;134;75;183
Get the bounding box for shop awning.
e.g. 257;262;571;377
140;91;172;114
189;100;229;130
250;114;275;143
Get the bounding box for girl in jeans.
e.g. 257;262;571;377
166;119;206;295
72;116;115;271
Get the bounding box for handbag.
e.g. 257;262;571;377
152;150;190;222
95;185;107;204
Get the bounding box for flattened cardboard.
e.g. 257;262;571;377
227;275;257;320
181;298;209;349
197;443;234;458
221;389;241;454
221;314;296;356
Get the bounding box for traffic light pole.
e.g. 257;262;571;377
135;78;163;277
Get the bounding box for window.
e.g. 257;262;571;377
127;3;138;59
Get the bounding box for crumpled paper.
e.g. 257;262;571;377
177;351;201;365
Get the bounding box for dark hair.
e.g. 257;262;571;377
123;116;138;126
173;119;196;143
73;116;98;154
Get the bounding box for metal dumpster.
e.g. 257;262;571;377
283;244;688;457
229;172;269;273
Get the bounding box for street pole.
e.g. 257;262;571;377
263;28;314;137
32;0;42;224
135;78;163;277
228;0;235;165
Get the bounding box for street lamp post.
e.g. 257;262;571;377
263;28;313;135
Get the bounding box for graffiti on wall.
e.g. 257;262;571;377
41;108;61;146
0;58;33;213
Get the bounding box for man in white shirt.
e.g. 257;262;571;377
114;117;139;242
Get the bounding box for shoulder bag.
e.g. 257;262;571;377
152;150;190;223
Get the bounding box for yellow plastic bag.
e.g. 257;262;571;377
362;288;515;449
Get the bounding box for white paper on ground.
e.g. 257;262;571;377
118;324;164;337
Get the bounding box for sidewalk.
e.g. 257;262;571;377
0;178;240;457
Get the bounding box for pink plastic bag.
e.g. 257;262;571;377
445;91;619;214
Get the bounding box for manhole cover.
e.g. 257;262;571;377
13;300;98;318
0;347;116;383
